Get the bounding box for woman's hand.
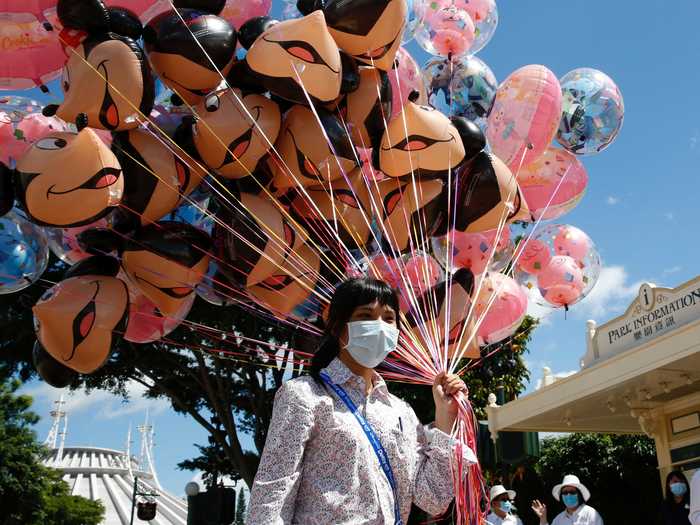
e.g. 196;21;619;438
433;372;467;433
531;500;547;525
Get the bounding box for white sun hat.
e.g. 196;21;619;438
489;484;516;502
552;474;591;502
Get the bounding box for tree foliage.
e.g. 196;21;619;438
0;365;104;525
234;488;248;525
534;433;661;525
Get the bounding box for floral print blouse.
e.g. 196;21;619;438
247;358;477;524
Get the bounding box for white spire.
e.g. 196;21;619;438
137;409;162;490
43;395;66;452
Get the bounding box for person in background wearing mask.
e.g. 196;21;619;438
689;469;700;525
659;470;691;524
487;485;523;525
247;278;475;524
531;474;603;525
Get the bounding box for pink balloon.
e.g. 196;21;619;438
452;232;490;274
397;254;441;312
481;227;511;252
518;146;588;221
420;3;475;58
553;225;590;263
124;278;194;344
219;0;272;29
389;47;427;119
358;148;386;181
487;65;563;174
46;217;112;265
475;272;527;345
515;238;551;275
537;255;584;307
367;254;401;288
0;112;67;164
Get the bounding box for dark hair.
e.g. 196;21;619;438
309;277;400;381
665;470;690;504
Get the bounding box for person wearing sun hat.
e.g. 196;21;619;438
531;474;603;525
486;485;523;525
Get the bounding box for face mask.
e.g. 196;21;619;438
670;482;687;497
344;320;399;368
499;501;512;513
561;493;579;508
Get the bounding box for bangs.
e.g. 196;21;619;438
328;277;399;327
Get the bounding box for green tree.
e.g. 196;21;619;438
0;365;104;525
534;433;661;525
234;488;247;525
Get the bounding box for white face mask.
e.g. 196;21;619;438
344;320;399;368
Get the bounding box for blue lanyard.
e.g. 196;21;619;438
319;372;404;525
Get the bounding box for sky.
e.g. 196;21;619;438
13;0;700;496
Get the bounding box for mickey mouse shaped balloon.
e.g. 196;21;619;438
42;0;155;131
374;92;486;179
111;127;207;230
33;255;128;374
266;104;358;196
242;11;346;105
192;88;282;179
3;126;124;227
143;1;237;106
298;0;406;71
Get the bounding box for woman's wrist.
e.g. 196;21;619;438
435;409;456;433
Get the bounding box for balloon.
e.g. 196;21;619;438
335;67;392;150
414;1;475;59
124;274;194;343
514;238;551;275
487;65;562;173
195;260;237;306
143;9;236;106
396;252;442;312
423;55;497;126
33;256;128;374
474;272;527;345
289;168;373;250
46;215;113;265
457;0;498;55
373;176;446;252
266;105;357;195
0;97;67;166
553;224;591;263
517;146;588;221
120;222;211;316
557;68;624;155
244;11;342;104
513;223;601;309
536;255;584;307
317;0;407;71
358;147;386;181
448;152;529;235
215;192;304;287
0;6;62;91
112;127;206;228
376;99;471;179
219;0;271;29
281;0;302;20
0;209;49;294
193;88;281;179
105;1;170;22
43;5;155;131
388;47;427;120
432;227;513;274
406;268;480;359
246;242;320;318
33;342;78;388
14;127;124;227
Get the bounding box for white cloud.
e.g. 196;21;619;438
691;130;699;150
663;265;682;275
606;195;619;205
534;369;577;390
23;380;170;421
574;265;644;320
665;212;675;221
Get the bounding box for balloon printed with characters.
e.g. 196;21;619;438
1;1;626;523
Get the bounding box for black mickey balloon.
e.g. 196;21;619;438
143;7;237;105
33;342;79;388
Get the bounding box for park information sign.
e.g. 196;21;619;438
591;276;700;363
